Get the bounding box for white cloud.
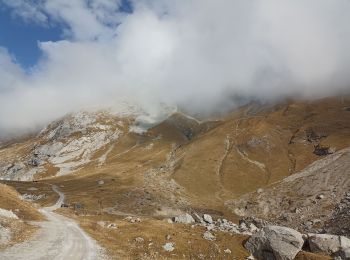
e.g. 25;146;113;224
0;48;25;92
0;0;350;135
0;0;48;24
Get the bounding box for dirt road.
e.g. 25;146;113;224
0;185;105;260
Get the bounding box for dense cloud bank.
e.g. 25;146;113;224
0;0;350;136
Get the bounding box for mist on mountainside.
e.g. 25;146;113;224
1;0;350;138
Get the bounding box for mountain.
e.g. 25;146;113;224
0;96;350;259
227;146;350;235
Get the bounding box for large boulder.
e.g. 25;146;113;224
245;225;304;260
174;213;195;224
307;233;350;255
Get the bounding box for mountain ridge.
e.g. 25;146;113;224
1;96;350;259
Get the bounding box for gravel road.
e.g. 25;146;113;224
0;185;105;260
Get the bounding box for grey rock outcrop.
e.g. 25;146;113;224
245;225;304;260
174;213;195;224
21;193;46;201
307;233;350;255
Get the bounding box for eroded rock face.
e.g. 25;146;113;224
307;233;350;255
245;225;304;260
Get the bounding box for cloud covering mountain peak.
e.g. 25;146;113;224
0;0;350;136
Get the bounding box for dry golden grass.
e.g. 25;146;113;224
1;181;59;207
0;183;44;221
172;97;350;207
57;209;250;260
1;96;349;257
0;219;38;250
0;183;44;249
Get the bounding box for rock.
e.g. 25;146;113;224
174;213;195;224
240;222;248;230
97;180;104;185
246;255;255;260
224;249;232;254
107;223;117;229
216;219;240;233
124;216;133;221
317;194;325;200
167;218;173;224
134;237;144;243
206;224;216;231
163;242;175;252
166;234;172;240
346;192;350;199
203;214;213;224
339;248;350;259
307;233;350;255
280;213;292;222
249;223;259;233
294;208;302;214
28;157;43;167
124;216;142;223
239;221;255;235
241;217;269;229
193;213;204;223
21;193;46;201
203;231;216;241
245;225;304;260
0;208;19;219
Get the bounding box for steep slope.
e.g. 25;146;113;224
169;97;350;209
227;147;350;235
0;111;132;180
0;184;43;249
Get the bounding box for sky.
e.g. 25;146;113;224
0;0;132;68
0;0;350;137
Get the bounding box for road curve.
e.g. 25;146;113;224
0;185;105;260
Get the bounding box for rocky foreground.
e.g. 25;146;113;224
172;212;350;259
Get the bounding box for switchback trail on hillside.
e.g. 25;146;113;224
0;185;105;260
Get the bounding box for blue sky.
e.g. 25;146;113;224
0;0;133;69
0;7;62;68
